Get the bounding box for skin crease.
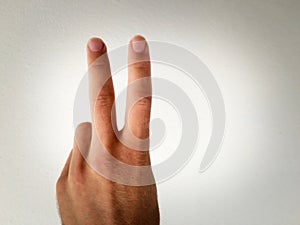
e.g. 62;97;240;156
56;35;160;225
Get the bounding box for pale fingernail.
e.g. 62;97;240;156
88;38;103;52
132;40;146;53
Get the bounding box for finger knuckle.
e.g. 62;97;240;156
96;93;113;107
132;61;150;72
136;96;151;107
56;176;66;194
68;171;85;189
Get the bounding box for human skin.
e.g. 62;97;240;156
56;35;160;225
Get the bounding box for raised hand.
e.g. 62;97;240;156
56;35;159;225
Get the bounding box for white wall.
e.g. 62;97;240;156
0;0;300;224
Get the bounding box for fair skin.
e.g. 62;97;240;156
56;35;160;225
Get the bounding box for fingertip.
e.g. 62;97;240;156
131;34;146;42
87;37;107;66
130;35;147;53
87;37;105;53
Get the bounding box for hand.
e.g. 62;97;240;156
56;35;160;225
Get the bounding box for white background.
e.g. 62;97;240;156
1;0;300;224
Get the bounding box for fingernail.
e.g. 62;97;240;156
132;40;146;53
88;38;103;52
